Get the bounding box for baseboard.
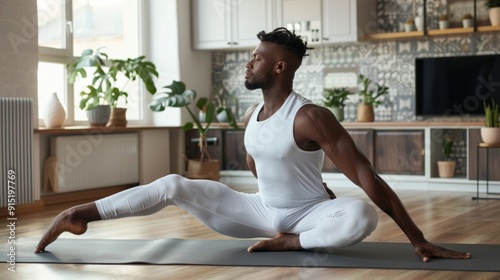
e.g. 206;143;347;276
0;200;45;217
41;184;137;206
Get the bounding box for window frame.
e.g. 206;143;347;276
38;0;148;127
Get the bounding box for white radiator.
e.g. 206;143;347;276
47;133;139;193
0;98;34;207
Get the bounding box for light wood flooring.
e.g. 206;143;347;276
1;186;500;280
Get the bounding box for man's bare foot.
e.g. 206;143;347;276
35;202;101;253
247;233;302;252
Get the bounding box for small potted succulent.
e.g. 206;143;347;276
437;138;455;178
462;13;473;28
323;87;351;122
405;18;415;32
439;14;449;30
481;98;500;144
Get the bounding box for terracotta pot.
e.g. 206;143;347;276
489;7;500;26
107;107;127;127
437;161;456;178
480;127;500;144
357;104;374;122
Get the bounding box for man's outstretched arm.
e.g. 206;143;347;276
297;105;471;262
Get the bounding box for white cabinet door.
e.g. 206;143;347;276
235;0;272;48
322;0;376;44
322;0;356;43
192;0;232;50
193;0;276;50
281;0;322;45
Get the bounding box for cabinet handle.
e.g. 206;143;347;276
421;149;425;156
191;137;218;146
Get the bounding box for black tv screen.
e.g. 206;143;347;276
415;54;500;117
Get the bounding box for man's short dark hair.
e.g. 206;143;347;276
256;27;311;60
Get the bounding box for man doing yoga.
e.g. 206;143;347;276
36;27;471;262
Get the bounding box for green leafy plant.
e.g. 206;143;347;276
484;99;499;127
442;138;454;161
69;48;158;110
485;0;500;9
358;74;389;107
149;80;238;161
323;87;351;108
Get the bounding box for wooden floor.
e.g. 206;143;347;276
1;186;500;280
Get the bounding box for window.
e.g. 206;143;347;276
37;0;143;125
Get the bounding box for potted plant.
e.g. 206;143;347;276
357;74;389;122
437;138;456;178
439;14;449;30
212;87;239;125
323;87;351;122
405;18;415;32
485;0;500;26
69;48;158;127
481;98;500;144
462;13;473;28
149;80;238;180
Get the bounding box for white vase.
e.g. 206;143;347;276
415;15;424;31
43;92;66;128
489;7;500;26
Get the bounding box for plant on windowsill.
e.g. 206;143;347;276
485;0;500;26
323;87;351;122
68;48;158;127
437;138;456;178
149;80;238;181
357;74;389;122
480;98;500;144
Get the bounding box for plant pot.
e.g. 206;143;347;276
86;105;111;127
489;7;500;26
42;92;66;128
405;23;414;32
480;127;500;144
107;107;128;127
187;159;220;181
439;20;449;30
357;104;374;122
462;19;473;28
437;161;456;178
329;107;345;122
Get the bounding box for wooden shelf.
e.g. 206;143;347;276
427;27;474;36
477;25;500;33
368;30;424;40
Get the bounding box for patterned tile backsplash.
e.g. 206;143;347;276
211;0;500;123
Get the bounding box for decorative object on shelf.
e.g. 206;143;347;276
149;80;238;181
437;138;455;178
405;18;415;32
439;14;449;30
414;6;425;31
212;87;238;123
481;98;500;144
485;0;500;26
68;48;159;127
86;105;111;127
323;87;351;122
42;92;66;128
356;74;389;122
462;13;473;28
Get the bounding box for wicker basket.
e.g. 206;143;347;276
357;104;374;122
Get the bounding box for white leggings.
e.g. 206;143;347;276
96;174;378;249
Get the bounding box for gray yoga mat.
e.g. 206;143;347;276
3;238;499;271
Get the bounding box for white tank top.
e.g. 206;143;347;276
244;92;329;208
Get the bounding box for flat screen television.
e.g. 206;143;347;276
415;54;500;117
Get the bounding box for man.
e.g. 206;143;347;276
36;28;470;262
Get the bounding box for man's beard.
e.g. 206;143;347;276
244;73;274;90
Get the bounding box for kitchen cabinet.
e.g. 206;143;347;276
192;0;277;50
321;0;376;44
223;129;249;170
185;129;224;169
374;130;425;175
